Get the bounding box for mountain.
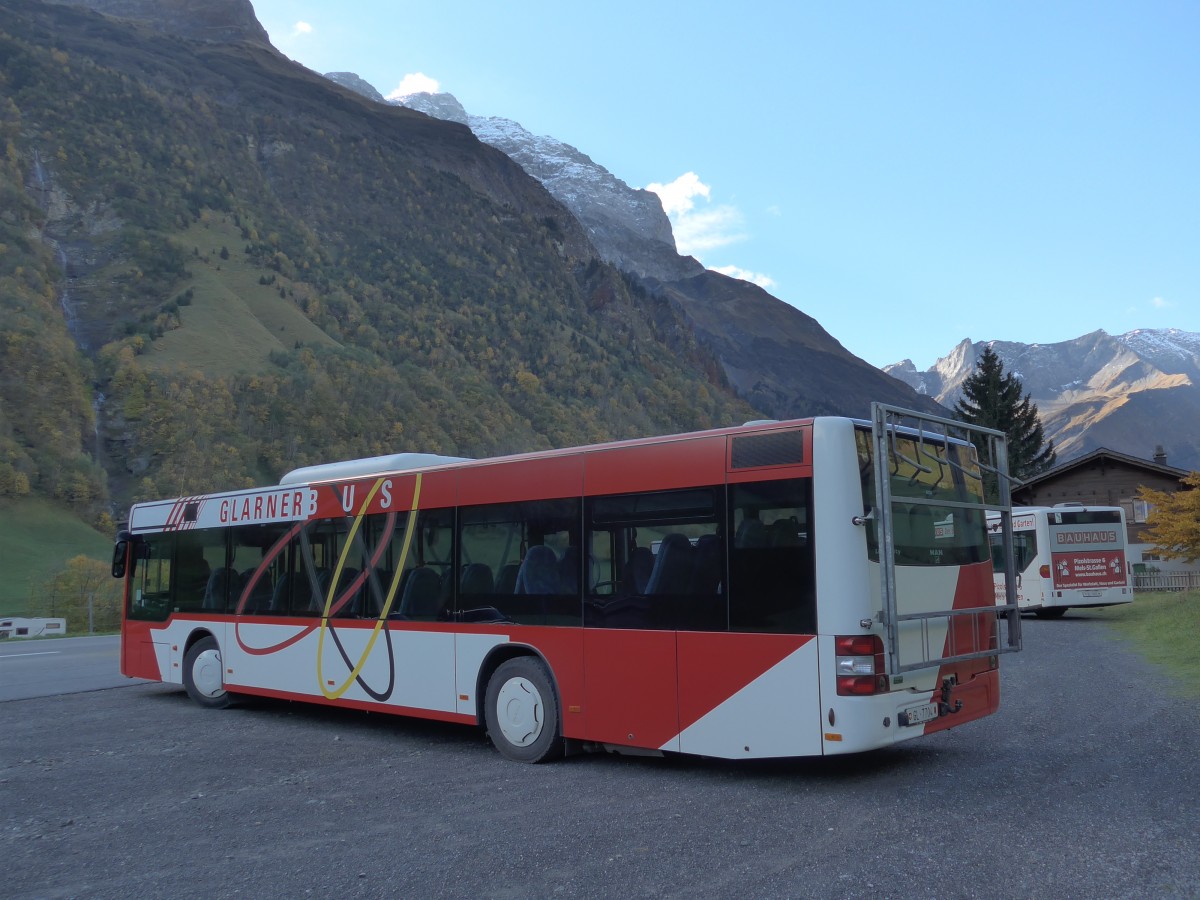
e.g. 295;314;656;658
45;0;270;43
341;81;942;420
2;0;939;530
2;0;766;519
325;72;384;103
466;115;697;284
885;330;1200;471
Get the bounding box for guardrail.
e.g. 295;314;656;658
1133;571;1200;593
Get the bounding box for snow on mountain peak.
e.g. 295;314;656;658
1119;328;1200;362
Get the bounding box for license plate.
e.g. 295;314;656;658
898;703;939;727
1081;590;1101;597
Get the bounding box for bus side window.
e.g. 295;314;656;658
728;479;815;634
457;499;580;626
585;487;725;632
174;529;227;613
230;523;290;615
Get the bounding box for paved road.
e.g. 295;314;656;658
1;616;1198;899
0;634;145;702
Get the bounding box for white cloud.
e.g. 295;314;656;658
645;172;748;257
672;205;746;255
646;171;710;217
386;72;441;100
1151;296;1173;310
645;172;770;287
713;266;776;290
291;21;313;37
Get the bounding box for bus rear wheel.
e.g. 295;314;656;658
1034;607;1068;619
183;636;233;709
484;657;563;763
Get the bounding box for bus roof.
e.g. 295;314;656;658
276;417;823;488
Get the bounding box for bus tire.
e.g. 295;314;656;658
484;656;563;763
183;636;233;709
1033;607;1068;619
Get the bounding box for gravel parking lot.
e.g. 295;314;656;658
2;616;1198;899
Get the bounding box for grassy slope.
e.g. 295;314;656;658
146;214;338;374
1078;592;1200;698
0;499;112;615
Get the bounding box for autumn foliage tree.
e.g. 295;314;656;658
1137;474;1200;562
39;555;123;633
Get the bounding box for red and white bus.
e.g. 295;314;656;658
989;504;1133;618
112;404;1020;762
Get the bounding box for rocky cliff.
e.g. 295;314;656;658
345;81;939;419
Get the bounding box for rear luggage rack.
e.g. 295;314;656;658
868;403;1022;675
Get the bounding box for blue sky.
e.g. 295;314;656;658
251;1;1198;370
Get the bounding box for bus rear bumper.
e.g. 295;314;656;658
821;667;1000;754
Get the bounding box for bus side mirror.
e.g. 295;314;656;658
112;540;129;579
112;535;145;579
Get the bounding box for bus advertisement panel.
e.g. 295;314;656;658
990;505;1132;618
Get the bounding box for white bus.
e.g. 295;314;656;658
989;504;1133;618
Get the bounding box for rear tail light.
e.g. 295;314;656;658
1039;564;1051;579
835;634;888;696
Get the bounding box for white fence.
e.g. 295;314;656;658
1132;571;1200;593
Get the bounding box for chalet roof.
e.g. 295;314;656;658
1019;446;1190;491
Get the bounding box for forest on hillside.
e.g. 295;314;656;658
0;0;755;528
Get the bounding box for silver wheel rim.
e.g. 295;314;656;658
192;648;225;699
495;676;544;748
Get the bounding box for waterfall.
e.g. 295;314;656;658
35;148;104;470
92;393;106;459
55;245;85;349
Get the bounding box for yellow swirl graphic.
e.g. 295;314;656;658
317;474;421;699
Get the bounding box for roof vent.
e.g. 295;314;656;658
730;430;804;469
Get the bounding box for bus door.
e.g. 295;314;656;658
989;511;1041;609
580;447;729;754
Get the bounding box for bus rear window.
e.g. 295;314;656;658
856;427;988;567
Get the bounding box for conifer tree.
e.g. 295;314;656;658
954;346;1056;480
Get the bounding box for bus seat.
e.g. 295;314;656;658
646;533;694;595
768;520;800;547
202;567;236;610
515;545;560;594
558;546;580;594
735;518;768;549
619;546;654;595
691;534;722;594
241;569;273;613
460;562;495;596
398;566;443;618
495;563;520;594
303;569;333;614
333;568;361;617
363;569;392;616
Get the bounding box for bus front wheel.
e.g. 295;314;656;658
183;636;233;709
484;657;563;763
